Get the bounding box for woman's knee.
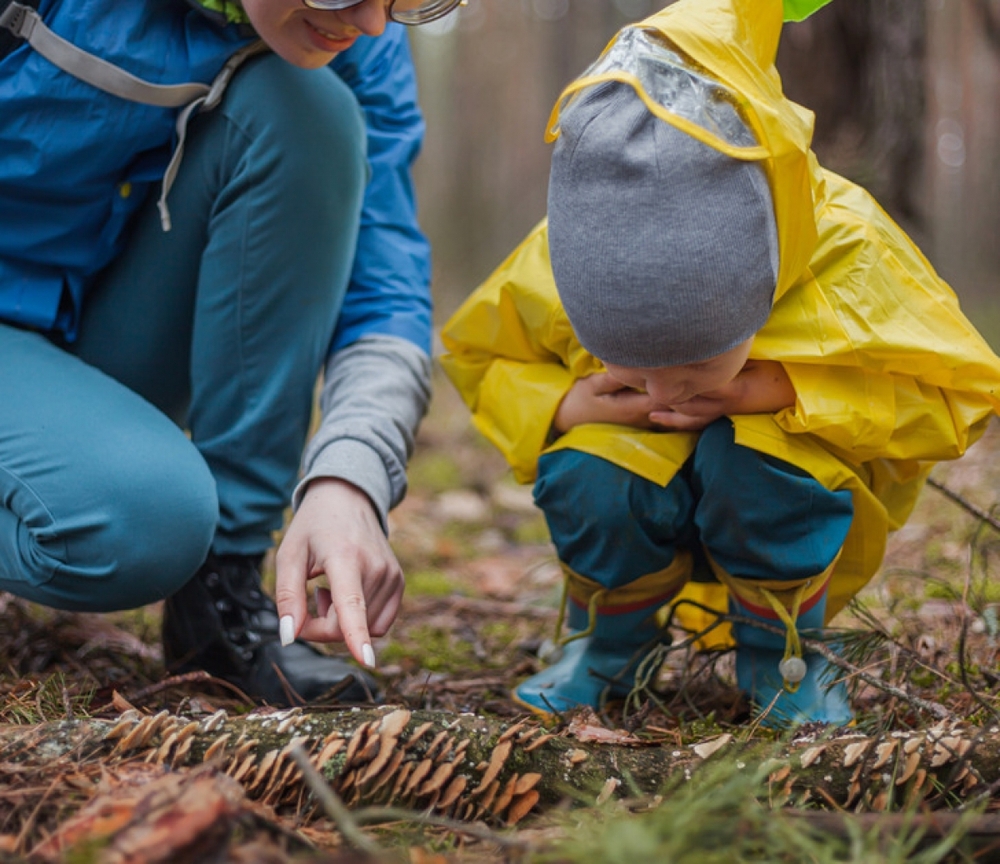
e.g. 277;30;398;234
3;436;218;612
103;451;218;603
221;55;368;209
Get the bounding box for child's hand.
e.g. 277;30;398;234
648;359;796;431
553;372;664;433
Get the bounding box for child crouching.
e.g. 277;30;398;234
440;0;1000;727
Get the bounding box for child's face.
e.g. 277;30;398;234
242;0;389;68
603;338;754;407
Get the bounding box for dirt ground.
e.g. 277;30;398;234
5;372;997;724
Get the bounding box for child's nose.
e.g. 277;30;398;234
646;380;686;405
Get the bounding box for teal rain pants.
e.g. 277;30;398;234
0;55;368;612
533;418;855;628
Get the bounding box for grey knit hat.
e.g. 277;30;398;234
547;82;779;368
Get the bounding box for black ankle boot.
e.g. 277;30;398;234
162;553;379;707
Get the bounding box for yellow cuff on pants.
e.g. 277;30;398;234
564;550;693;615
707;552;838;621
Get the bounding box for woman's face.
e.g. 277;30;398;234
241;0;389;68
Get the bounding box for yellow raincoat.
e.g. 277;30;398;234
440;0;1000;631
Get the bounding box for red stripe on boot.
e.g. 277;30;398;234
569;591;679;618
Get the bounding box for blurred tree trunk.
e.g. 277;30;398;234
776;1;928;234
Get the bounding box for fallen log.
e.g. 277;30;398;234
1;706;997;828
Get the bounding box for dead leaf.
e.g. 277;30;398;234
871;741;896;770
799;745;826;769
568;723;642;746
692;734;732;760
417;762;456;798
769;765;792;784
842;740;870;768
491;774;519;815
466;557;525;600
437;775;468;810
513;773;542;795
896;750;922;785
596;778;620;806
380;708;412;738
524;733;556;752
411;848;449;864
32;767;244;863
111;691;138;715
472;739;512;794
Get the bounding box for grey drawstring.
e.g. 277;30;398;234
157;42;268;230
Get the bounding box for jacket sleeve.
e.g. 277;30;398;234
763;176;1000;464
440;224;593;483
329;25;432;355
775;363;996;463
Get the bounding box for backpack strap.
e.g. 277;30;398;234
0;1;213;106
0;0;38;62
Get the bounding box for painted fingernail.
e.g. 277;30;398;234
279;615;295;647
362;643;376;669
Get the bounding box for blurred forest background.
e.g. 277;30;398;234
408;0;1000;350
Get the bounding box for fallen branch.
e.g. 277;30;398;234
1;706;997;829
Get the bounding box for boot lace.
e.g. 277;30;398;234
759;581;810;692
201;558;276;660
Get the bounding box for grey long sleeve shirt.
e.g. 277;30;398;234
293;334;432;531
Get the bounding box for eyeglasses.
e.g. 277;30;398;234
301;0;467;25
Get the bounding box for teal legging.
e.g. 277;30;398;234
0;55;367;612
533;418;855;626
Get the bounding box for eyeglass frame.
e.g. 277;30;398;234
300;0;466;26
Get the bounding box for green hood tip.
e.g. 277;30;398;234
783;0;834;22
188;0;251;26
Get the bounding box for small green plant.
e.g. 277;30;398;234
512;514;552;545
379;624;477;673
924;580;961;601
0;672;95;725
406;569;460;598
408;451;464;494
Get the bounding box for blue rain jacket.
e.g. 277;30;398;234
0;0;432;353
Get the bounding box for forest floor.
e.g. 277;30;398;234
1;372;999;862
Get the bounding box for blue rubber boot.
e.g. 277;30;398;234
513;602;666;715
731;583;853;728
